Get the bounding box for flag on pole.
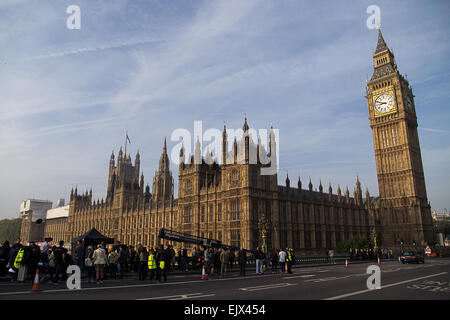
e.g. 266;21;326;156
126;132;131;144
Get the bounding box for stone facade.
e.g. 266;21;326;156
365;30;434;248
33;30;434;253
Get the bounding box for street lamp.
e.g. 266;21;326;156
257;213;271;256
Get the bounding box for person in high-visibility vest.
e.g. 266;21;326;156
147;249;157;282
13;248;24;269
156;245;168;283
286;248;293;274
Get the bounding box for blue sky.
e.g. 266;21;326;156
0;0;449;219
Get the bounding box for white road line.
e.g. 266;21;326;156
0;273;283;296
170;294;216;300
284;274;315;279
137;293;203;300
137;292;215;300
304;275;352;283
239;283;296;292
324;272;448;300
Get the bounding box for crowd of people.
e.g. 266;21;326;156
0;238;178;285
0;238;300;285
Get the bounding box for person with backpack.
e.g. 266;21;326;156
84;245;95;284
108;249;118;279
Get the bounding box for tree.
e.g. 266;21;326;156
335;237;372;254
0;218;21;244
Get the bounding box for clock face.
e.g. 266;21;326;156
374;93;394;113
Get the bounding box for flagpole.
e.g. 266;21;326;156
125;129;128;157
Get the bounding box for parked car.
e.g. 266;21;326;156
400;251;425;264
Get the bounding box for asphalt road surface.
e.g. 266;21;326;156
1;258;449;300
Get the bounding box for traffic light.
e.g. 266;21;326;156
400;239;404;245
413;240;416;246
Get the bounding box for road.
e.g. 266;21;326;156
0;258;449;300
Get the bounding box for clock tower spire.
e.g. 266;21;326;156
366;30;433;247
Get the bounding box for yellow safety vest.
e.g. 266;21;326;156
287;251;292;262
159;261;165;270
14;248;24;269
148;254;157;270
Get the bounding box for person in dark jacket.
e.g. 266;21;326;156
0;241;11;276
27;242;41;281
270;249;279;273
74;240;85;271
52;241;68;284
238;248;247;277
181;248;188;271
117;246;127;279
229;250;235;271
156;245;169;283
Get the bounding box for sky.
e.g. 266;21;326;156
0;0;449;219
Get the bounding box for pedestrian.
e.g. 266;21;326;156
270;249;279;273
118;246;127;279
129;246;136;272
156;245;167;283
210;249;217;276
8;238;22;282
16;244;30;282
28;241;41;281
182;248;188;271
170;246;176;272
52;241;68;284
204;247;211;275
192;247;198;270
328;248;335;264
229;250;235;271
84;245;95;283
147;248;157;282
219;248;229;277
48;246;56;282
0;241;11;276
138;247;148;281
255;247;264;274
92;244;108;284
108;248;118;279
278;248;287;273
238;248;247;277
286;248;293;274
74;240;85;272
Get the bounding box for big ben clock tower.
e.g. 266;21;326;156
366;29;433;247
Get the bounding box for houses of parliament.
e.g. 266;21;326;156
21;30;434;253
